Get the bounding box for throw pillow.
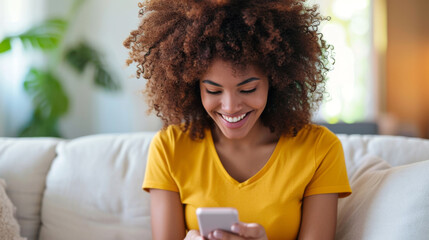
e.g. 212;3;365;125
0;178;27;240
336;155;429;240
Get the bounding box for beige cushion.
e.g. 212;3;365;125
0;138;59;240
39;132;155;240
336;155;429;239
338;134;429;172
0;178;27;240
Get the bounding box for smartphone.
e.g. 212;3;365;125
196;207;239;238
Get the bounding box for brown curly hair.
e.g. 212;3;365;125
124;0;333;140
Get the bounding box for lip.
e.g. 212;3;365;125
217;111;252;129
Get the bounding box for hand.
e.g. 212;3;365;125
185;230;204;240
207;222;268;240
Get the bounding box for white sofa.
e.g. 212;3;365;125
1;132;429;240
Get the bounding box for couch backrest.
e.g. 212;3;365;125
38;132;156;240
337;134;429;177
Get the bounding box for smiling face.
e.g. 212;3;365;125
200;59;269;140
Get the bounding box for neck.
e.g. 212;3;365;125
212;121;279;147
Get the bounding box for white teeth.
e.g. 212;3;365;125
221;113;247;123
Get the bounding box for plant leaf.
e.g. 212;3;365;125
23;68;69;119
18;108;61;137
65;42;121;90
95;67;120;91
18;18;67;51
0;37;12;53
64;43;96;72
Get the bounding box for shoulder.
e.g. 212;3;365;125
280;124;342;156
155;124;187;140
152;124;205;148
149;125;210;168
291;124;339;145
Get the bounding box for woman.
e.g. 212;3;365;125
124;0;351;239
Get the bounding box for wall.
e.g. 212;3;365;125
385;0;429;138
48;0;162;138
0;0;46;137
48;0;163;138
0;0;162;138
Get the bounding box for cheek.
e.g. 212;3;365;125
249;91;269;109
200;92;217;113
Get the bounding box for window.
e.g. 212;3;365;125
311;0;375;124
0;0;45;136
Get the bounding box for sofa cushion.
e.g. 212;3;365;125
39;132;156;240
0;138;59;240
0;178;26;240
336;154;429;239
338;134;429;176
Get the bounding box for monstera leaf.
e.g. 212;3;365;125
18;108;62;137
0;19;67;53
0;37;12;53
23;68;69;118
65;42;120;90
18;68;69;137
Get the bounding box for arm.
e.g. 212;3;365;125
298;193;338;240
150;188;186;240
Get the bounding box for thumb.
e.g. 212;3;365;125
185;230;204;240
231;222;266;238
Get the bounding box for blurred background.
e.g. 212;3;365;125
0;0;428;139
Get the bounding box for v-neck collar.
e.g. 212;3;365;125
206;128;284;189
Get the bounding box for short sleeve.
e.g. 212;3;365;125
142;131;179;193
304;129;352;198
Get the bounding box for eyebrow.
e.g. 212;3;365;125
202;77;260;87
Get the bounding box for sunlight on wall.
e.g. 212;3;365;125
1;0;25;31
0;0;45;136
312;0;373;124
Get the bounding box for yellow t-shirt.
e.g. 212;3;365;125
143;124;351;239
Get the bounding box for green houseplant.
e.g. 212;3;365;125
0;0;120;137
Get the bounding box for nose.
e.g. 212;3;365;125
221;92;241;114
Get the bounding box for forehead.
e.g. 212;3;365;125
202;58;264;79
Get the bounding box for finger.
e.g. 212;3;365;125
209;230;242;240
185;230;204;240
231;222;266;238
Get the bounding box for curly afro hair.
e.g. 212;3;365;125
124;0;333;140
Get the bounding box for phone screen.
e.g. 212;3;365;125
196;207;239;237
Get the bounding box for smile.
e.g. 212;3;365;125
221;113;248;123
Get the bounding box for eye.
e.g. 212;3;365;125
241;88;256;94
206;89;222;95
